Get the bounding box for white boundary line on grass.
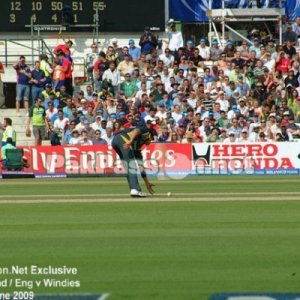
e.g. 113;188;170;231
0;192;300;199
0;195;300;204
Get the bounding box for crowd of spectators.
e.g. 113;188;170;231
5;18;300;146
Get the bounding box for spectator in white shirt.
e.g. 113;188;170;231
197;38;210;61
166;19;183;53
53;110;69;131
159;48;175;68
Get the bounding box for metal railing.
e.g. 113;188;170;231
0;38;53;67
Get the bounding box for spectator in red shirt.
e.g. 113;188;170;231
58;51;73;96
54;40;73;62
275;51;291;74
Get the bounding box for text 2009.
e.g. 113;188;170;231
12;291;34;300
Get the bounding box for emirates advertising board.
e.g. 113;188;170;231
1;143;300;177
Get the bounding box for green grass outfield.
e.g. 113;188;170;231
0;176;300;299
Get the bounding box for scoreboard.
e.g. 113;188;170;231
1;0;165;32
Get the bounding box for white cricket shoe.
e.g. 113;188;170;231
130;189;147;197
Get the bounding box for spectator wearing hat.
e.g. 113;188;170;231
69;129;81;145
139;26;158;55
249;38;262;58
223;40;236;59
90;111;103;130
111;38;122;57
215;90;229;112
262;52;275;72
77;98;88;115
226;104;239;121
265;39;276;54
117;112;127;126
151;82;164;102
155;101;167;122
196;38;210;61
165;19;183;54
183;40;194;61
210;40;223;61
283;25;298;44
128;39;141;61
223;130;236;143
75;115;86;132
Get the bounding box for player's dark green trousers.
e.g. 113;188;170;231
112;133;142;192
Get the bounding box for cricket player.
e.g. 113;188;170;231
112;126;155;197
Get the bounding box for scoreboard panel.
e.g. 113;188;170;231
1;1;165;32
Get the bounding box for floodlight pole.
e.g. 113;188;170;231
209;0;212;45
221;0;225;46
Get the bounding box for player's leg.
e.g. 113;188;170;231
112;135;144;195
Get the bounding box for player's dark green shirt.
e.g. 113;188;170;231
118;126;151;152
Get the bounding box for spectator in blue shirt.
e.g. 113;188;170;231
31;60;46;101
128;39;141;61
13;55;32;116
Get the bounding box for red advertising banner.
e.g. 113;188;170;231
5;144;193;177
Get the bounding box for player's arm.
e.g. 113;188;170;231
135;150;155;195
123;128;141;149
